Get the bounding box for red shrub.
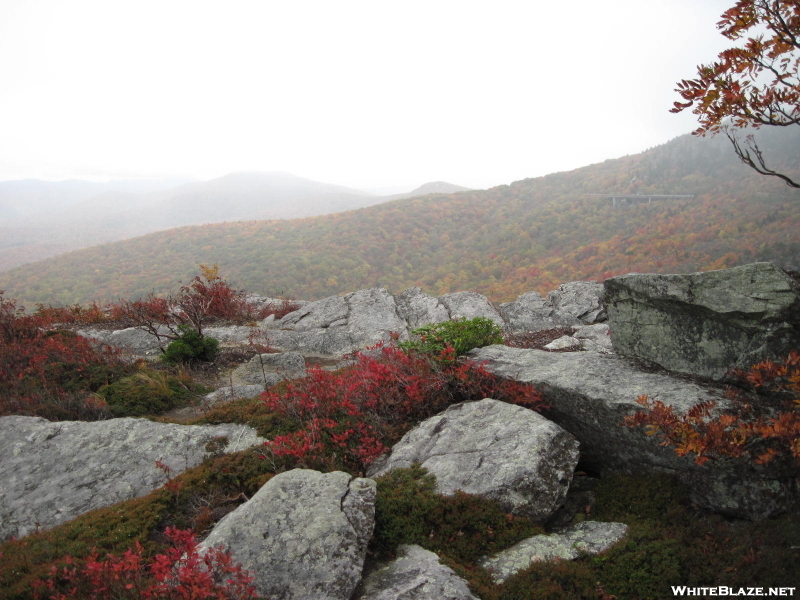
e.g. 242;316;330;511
624;351;800;466
33;527;256;600
0;292;125;419
261;344;546;473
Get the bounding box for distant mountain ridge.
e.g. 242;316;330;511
1;129;798;307
0;173;468;272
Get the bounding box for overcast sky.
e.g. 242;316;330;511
0;0;735;191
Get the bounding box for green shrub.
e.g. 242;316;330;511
399;317;504;357
372;465;543;564
98;371;205;417
161;325;219;364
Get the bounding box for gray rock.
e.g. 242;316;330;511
204;325;257;345
368;399;579;521
498;291;573;333
203;384;265;407
357;544;480;600
604;262;800;380
469;346;798;520
230;352;306;386
573;324;612;353
268;288;410;356
478;521;628;584
438;291;505;327
394;287;451;330
0;416;263;541
548;281;606;324
543;335;583;351
77;326;166;356
199;469;376;600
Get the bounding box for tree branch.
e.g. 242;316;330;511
725;129;800;188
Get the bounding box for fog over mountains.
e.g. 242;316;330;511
0;174;470;272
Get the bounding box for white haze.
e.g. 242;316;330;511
0;0;735;191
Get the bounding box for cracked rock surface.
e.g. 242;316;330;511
199;469;376;600
356;544;480;600
604;262;800;380
367;398;579;521
0;416;263;542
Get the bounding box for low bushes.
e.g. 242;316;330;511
98;370;208;417
260;343;545;474
400;317;504;357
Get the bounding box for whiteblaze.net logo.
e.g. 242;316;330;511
672;587;796;597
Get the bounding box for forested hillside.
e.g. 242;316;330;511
2;129;799;307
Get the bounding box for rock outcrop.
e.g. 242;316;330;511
469;346;798;520
499;281;606;334
229;351;306;386
357;544;480;600
478;521;628;584
0;416;263;541
604;262;800;380
199;469;376;600
265;288;410;356
368;398;579;521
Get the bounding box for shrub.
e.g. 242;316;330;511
372;466;544;564
32;527;256;599
399;317;504;358
261;344;545;474
98;370;207;417
624;351;800;467
161;325;219;365
0;292;129;420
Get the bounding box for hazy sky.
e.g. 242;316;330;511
0;0;735;191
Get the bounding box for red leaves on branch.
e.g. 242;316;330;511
32;527;256;600
671;0;800;187
261;343;546;474
625;352;800;466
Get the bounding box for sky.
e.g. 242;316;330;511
0;0;736;192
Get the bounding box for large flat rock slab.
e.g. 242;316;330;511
604;262;800;380
368;398;579;521
199;469;376;600
0;416;263;541
469;346;798;520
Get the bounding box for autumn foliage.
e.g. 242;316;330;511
261;344;546;474
624;351;800;466
0;291;127;419
672;0;800;187
32;527;256;600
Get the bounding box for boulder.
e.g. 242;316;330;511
199;469;376;600
368;399;579;521
548;281;606;324
478;521;628;584
394;287;451;330
77;326;166;356
357;544;480;600
498;291;572;333
230;351;306;386
267;288;410;356
438;291;505;327
604;262;800;380
0;416;263;541
469;346;799;520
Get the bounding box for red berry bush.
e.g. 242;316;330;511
261;343;546;474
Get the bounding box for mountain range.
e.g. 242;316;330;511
0;129;798;308
0;174;470;272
